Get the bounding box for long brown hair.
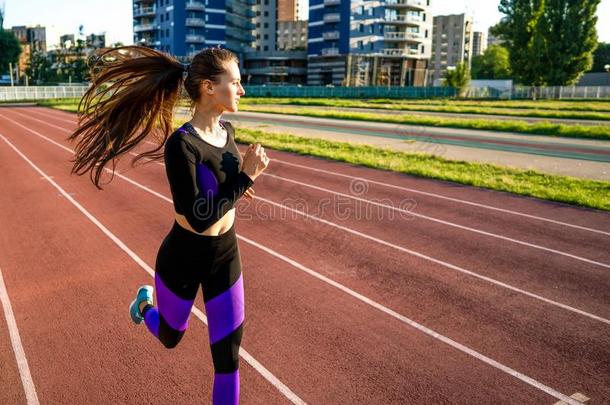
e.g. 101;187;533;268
67;45;239;189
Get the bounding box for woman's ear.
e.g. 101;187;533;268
200;79;214;95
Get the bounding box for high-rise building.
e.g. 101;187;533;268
472;31;486;56
86;33;106;49
11;25;47;53
243;0;307;85
132;0;255;60
429;13;473;84
307;0;433;87
10;25;47;84
59;34;76;49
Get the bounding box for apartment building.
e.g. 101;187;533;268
307;0;433;87
429;13;473;83
242;0;307;85
133;0;255;60
472;30;486;56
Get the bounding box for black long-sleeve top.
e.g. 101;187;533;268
164;120;253;233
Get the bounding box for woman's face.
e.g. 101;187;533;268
200;60;245;113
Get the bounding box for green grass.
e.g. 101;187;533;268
234;97;610;121
35;100;610;210
237;104;610;141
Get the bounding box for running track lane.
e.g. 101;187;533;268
0;109;566;403
0;107;604;400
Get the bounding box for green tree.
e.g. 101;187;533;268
443;62;471;97
471;44;512;79
495;0;600;85
590;42;610;72
0;29;22;74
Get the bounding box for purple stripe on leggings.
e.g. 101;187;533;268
144;307;159;338
205;273;244;345
155;272;195;331
212;370;240;405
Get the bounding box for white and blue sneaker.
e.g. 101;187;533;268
129;285;154;324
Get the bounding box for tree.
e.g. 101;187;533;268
494;0;600;86
590;42;610;72
443;62;471;97
471;44;511;79
0;29;22;75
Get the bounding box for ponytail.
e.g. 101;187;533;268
67;46;185;189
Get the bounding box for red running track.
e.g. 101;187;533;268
0;106;608;404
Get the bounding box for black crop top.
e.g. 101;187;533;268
164;119;254;233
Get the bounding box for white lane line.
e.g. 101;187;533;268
0;265;40;405
2;111;608;327
0;133;306;405
554;392;590;404
26;107;610;237
261;172;610;269
0;128;585;405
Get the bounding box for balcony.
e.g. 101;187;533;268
134;6;156;17
185;1;205;11
382;14;424;25
323;30;340;40
324;0;341;5
134;24;157;32
186;18;205;27
323;13;341;23
383;31;424;41
321;47;340;56
186;35;206;43
384;0;426;9
381;48;419;57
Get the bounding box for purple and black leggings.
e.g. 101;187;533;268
142;220;244;405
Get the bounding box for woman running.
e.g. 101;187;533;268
67;45;269;405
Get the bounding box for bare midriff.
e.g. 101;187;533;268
174;208;236;236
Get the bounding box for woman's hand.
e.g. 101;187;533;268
242;143;270;181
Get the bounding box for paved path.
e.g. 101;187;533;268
250;103;610;126
205;110;610;181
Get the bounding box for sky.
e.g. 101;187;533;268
2;0;609;49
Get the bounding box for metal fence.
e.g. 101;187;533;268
0;86;88;101
243;85;458;98
2;84;609;101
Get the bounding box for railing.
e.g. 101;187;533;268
323;13;341;23
385;0;426;7
0;86;89;101
383;31;424;41
186;35;206;43
134;6;156;17
321;47;340;56
185;18;205;27
185;1;205;10
323;30;340;40
134;24;156;32
383;14;423;24
381;48;418;56
2;85;608;101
